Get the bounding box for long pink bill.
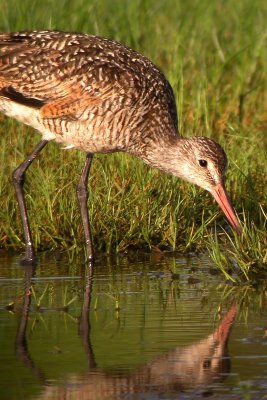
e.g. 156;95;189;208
210;183;242;234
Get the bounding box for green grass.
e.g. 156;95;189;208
0;0;266;279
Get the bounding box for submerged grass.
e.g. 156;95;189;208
0;0;266;278
208;208;267;282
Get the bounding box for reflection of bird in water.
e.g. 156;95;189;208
16;271;237;400
142;305;237;390
0;31;241;263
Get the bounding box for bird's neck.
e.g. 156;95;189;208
129;134;190;179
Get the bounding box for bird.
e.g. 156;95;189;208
0;30;241;264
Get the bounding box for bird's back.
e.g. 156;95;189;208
0;31;178;153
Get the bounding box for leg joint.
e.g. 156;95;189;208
77;181;88;200
12;167;25;186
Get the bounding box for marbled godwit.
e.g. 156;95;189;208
0;30;241;264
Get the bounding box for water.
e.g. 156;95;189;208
0;251;266;399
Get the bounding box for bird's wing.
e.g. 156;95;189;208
0;31;178;133
0;31;145;120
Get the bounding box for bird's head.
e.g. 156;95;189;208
177;137;241;234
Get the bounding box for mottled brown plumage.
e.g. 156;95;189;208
0;30;241;264
0;31;177;153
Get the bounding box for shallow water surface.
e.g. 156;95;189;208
0;251;266;399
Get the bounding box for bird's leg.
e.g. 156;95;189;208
77;153;94;263
12;140;48;265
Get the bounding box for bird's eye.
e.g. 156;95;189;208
198;159;208;167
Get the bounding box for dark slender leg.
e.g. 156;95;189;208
77;153;94;262
12;140;48;265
